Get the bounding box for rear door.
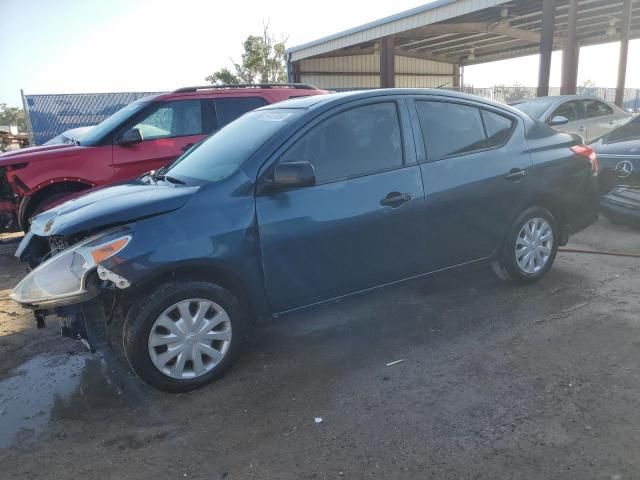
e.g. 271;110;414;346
111;99;207;180
411;98;533;271
256;98;427;312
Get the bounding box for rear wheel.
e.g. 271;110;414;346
492;206;559;284
123;281;247;392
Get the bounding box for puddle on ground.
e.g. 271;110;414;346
0;352;127;449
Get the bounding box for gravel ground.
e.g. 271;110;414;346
0;217;639;479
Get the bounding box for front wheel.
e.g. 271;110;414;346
492;207;559;284
123;281;247;392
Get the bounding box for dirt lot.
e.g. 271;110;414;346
0;218;639;479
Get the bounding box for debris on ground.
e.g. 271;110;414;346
385;359;405;367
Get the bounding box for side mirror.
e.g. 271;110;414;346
549;116;569;127
117;128;143;145
271;161;316;188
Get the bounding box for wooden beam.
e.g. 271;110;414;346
393;48;454;64
615;0;633;107
407;22;563;47
300;71;453;77
310;46;453;64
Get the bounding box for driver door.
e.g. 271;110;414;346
112;99;209;181
255;99;427;313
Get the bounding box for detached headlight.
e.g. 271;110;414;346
11;229;132;306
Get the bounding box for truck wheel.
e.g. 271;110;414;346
492;206;559;284
123;281;248;392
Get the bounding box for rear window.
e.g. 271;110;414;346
482;110;514;147
513;99;554;119
584;100;614;118
602;115;640;143
215;97;268;127
415;101;487;161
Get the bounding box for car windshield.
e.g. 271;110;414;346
512;98;555;120
78;100;150;145
166;109;302;183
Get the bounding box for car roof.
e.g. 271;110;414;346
517;95;612;104
260;88;526;116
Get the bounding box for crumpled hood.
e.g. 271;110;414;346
0;144;87;166
31;181;199;237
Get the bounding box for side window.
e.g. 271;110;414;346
482;110;514;147
132;100;203;140
415;101;487;161
584;100;613;118
550;100;583;122
281;102;403;183
215;97;268;127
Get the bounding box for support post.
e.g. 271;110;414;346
537;0;556;97
452;64;460;89
291;61;301;83
615;0;633;107
560;0;578;95
380;36;395;88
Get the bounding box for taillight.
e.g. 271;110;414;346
571;145;599;176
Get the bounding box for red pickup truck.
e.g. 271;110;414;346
0;84;328;231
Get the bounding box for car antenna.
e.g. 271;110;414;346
436;81;450;89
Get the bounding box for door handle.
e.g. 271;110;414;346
182;143;195;152
504;168;528;181
380;192;412;207
578;126;586;131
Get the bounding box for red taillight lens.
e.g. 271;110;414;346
571;145;599;176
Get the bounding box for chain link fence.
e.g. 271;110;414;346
22;91;161;145
456;86;640;110
21;87;640;145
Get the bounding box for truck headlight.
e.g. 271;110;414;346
11;229;131;306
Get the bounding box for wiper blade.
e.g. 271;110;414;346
159;175;186;185
150;166;185;184
151;166;168;182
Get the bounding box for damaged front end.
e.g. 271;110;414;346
12;226;134;350
0;166;19;231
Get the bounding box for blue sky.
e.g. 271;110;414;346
1;0;639;107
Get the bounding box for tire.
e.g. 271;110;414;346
122;281;248;392
492;206;559;284
22;190;79;232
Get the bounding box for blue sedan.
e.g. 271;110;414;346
12;89;599;391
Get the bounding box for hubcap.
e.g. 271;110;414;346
148;299;232;380
515;217;554;274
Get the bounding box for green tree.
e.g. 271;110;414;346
206;23;288;85
0;104;27;132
